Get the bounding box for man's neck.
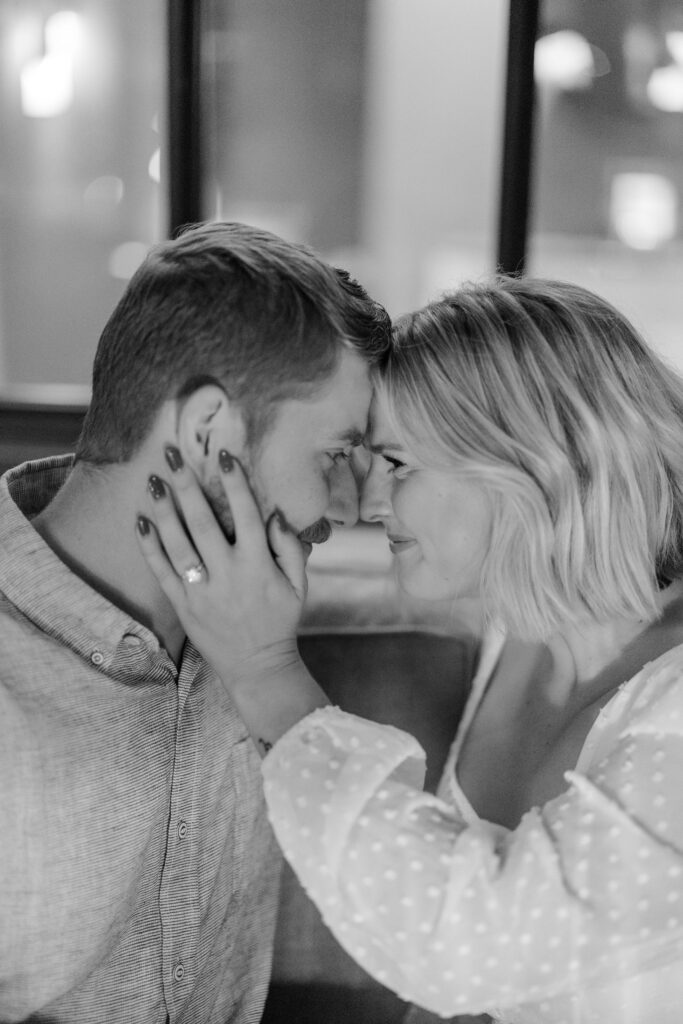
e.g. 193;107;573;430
31;458;186;663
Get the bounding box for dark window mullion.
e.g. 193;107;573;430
165;3;537;272
496;0;540;277
167;0;203;236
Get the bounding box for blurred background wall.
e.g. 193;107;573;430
0;0;682;386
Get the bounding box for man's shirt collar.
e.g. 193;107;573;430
0;456;173;681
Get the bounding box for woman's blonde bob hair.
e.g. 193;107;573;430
376;277;683;641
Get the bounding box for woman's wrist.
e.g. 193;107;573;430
221;656;330;757
214;638;301;692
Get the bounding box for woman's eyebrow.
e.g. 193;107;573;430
367;441;403;454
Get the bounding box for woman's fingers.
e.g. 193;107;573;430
163;446;269;562
145;444;304;603
160;446;232;571
145;446;274;583
267;511;308;603
135;444;306;687
214;449;271;552
146;469;213;580
135;514;187;603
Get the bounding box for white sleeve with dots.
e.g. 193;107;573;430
261;658;683;1021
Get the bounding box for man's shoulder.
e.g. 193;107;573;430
0;587;52;641
0;605;42;766
0;591;71;699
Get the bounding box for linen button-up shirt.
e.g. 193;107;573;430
0;457;281;1023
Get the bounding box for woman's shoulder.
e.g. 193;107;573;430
621;642;683;738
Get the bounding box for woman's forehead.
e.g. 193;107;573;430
366;396;399;448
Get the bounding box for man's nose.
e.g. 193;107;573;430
360;456;392;524
326;459;360;529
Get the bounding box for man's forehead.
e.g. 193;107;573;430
270;349;372;444
273;400;368;449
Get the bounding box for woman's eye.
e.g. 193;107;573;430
381;454;407;472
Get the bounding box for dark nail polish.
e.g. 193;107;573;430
137;515;151;536
148;475;165;500
164;445;183;472
219;449;234;473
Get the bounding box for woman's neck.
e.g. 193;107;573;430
547;577;683;706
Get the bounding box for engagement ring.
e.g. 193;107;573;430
181;562;206;585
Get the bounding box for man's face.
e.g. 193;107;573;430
242;347;372;554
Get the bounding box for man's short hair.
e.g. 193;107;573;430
76;221;391;463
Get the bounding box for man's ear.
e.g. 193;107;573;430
176;384;247;479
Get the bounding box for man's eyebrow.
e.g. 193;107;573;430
334;428;366;446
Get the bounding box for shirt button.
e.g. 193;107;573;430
122;634;143;647
177;820;188;840
173;962;185;982
91;650;105;666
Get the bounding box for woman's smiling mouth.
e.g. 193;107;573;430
387;534;417;554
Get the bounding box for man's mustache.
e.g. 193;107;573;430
298;519;332;545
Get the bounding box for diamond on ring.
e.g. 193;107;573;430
181;562;206;585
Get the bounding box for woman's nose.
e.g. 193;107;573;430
360;456;392;524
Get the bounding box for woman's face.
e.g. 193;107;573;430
361;398;492;602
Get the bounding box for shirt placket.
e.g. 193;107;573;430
159;656;201;1020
